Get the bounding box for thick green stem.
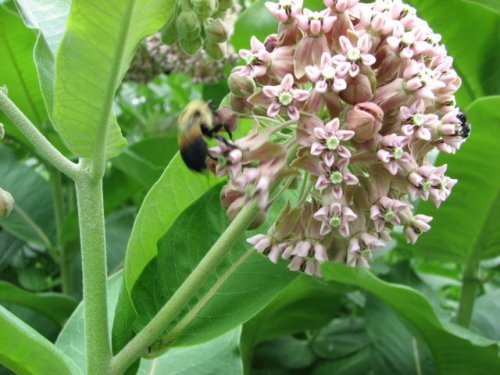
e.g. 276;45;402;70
0;90;79;179
110;200;260;375
75;164;112;374
456;260;480;328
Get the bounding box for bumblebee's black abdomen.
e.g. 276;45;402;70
180;135;208;172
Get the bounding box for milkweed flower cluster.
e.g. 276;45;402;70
211;0;468;276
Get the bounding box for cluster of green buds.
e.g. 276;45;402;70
162;0;234;59
0;122;14;219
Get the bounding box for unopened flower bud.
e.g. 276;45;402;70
340;74;374;104
192;0;218;18
161;13;180;45
0;188;14;219
205;18;230;43
176;9;202;41
179;37;203;55
0;123;4;141
228;73;256;97
204;41;227;60
346;102;384;142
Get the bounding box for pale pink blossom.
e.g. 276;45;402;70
408;165;457;207
404;214;432;244
399;100;438;141
310;118;354;167
324;0;359;12
376;134;412;175
347;233;385;268
370;197;407;232
306;52;347;93
234;37;271;78
313;202;357;236
332;35;376;77
261;74;309;120
296;9;336;36
315;166;359;199
265;0;303;23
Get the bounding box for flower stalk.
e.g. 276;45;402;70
110;200;261;375
456;260;481;328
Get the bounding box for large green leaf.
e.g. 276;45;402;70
0;145;55;248
322;263;500;375
415;97;500;265
0;305;80;375
123;153;219;296
15;0;70;118
0;281;76;326
0;6;49;143
471;289;500;341
407;0;500;105
466;0;500;14
128;185;297;353
52;0;176;158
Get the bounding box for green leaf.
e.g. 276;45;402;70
0;281;76;326
471;289;500;341
312;317;370;360
15;0;70;120
52;0;176;158
253;336;316;370
112;136;178;188
365;296;435;375
129;185;296;353
0;305;80;375
0;145;54;248
322;263;500;375
123;153;218;296
312;347;372;375
465;0;500;14
415;96;500;265
407;0;500;105
0;6;49;144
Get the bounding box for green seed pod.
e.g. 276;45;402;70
0;188;14;219
176;9;201;41
179;36;203;55
0;123;4;141
204;41;226;60
205;18;230;43
191;0;218;18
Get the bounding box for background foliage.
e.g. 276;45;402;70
0;0;499;374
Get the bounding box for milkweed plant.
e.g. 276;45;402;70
2;1;498;375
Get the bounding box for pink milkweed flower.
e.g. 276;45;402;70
323;0;359;12
265;0;303;23
436;110;465;154
386;23;430;59
404;214;432;244
261;74;310;120
313;202;357;236
407;165;457;208
234;37;271;78
399;100;439;141
288;256;323;276
376;134;412;175
347;233;385;268
403;60;446;100
296;9;336;36
370;197;407;232
315;166;359;199
332;35;376;77
310;118;354;168
306;52;347;93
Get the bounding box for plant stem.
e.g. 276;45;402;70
0;90;79;179
110;200;260;375
49;168;73;295
456;260;480;328
75;162;112;374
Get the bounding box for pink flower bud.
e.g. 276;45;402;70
340;73;374;104
346;102;384;142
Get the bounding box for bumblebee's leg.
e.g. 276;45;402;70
214;135;237;148
223;124;233;139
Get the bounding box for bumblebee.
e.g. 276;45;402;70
456;111;471;139
177;100;235;172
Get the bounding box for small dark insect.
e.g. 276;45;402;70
177;100;235;172
456;111;471;139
